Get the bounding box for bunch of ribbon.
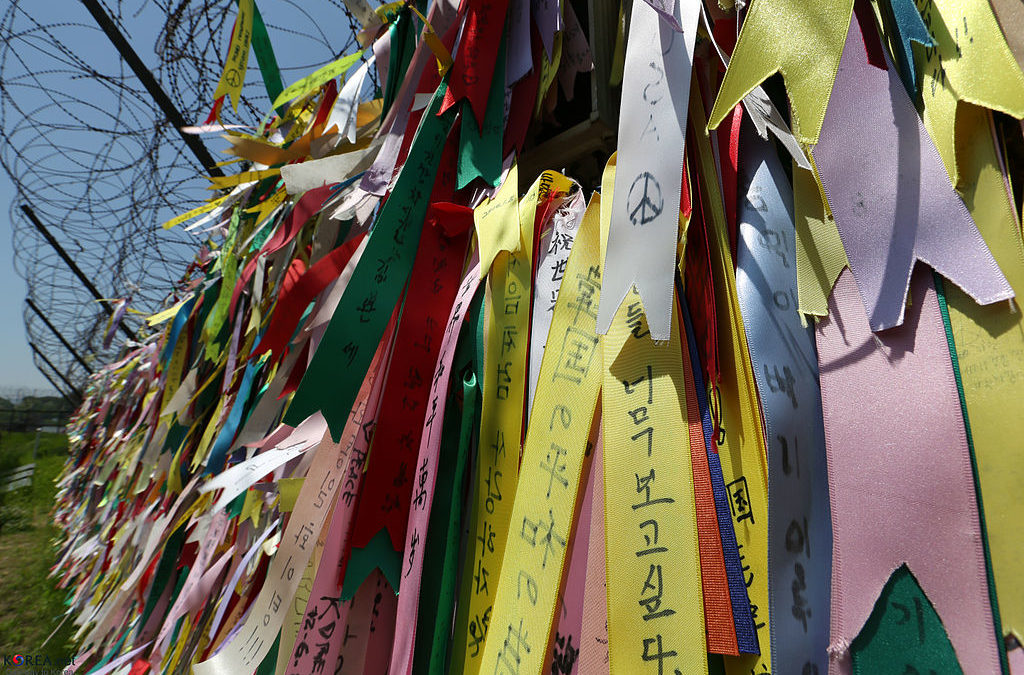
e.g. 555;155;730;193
50;0;1024;673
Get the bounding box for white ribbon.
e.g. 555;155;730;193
596;0;698;340
528;190;586;417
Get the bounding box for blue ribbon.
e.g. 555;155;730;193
679;290;760;654
734;125;832;674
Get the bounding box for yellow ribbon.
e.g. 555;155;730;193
923;51;1024;635
147;296;192;326
535;33;563;118
595;148;706;674
602;287;707;675
408;4;453;76
475;163;522;278
453;169;572;675
212;0;254;111
165;614;193;672
161;195;231;230
793;155;848;318
270;50;365;111
162;335;189;412
206;168;281;191
481;195;603;674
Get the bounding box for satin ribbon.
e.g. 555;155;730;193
545;421;597;675
598;139;706;674
227;185;333;322
597;0;698;342
249;232;366;367
811;9;1012;332
734;123;831;675
362;574;399;674
577;428;608;675
248;0;284;109
282;332;391;675
457;35;506;190
206;519;281;646
480;195;603;675
440;0;511;127
707;0;853;145
679;294;738;656
417;366;481;674
359;0;458;197
918;22;1024;643
151;511;230;662
388;261;484;675
333;569;388;673
533;0;561;58
528;190;586;417
815;269;1001;675
194;317;395;675
212;0;253;111
192;426;343;675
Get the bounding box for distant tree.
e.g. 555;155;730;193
17;396;64;411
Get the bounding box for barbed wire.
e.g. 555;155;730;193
0;0;368;395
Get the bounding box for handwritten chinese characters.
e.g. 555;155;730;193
482;199;603;675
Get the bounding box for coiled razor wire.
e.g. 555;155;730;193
0;0;368;395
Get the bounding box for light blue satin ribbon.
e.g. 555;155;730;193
734;125;832;675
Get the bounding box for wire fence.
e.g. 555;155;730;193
0;0;367;394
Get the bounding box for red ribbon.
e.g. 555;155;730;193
349;214;471;551
228;185;333;318
679;295;739;655
250;233;366;365
349;138;469;551
717;103;743;260
683;133;721;390
440;0;511;127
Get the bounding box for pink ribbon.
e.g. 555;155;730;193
387;261;483;675
284;317;396;675
816;269;1000;674
578;428;609;674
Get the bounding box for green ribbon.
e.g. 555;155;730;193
242;0;285;113
414;291;483;674
381;8;417;121
86;626;130;674
284;79;455;438
456;34;506;189
166;566;191;647
850;564;963;674
135;526;187;642
202;208;242;362
933;273;1009;674
341;527;402;600
255;632;281;675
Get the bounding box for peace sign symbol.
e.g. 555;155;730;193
225;68;242;88
627;172;664;226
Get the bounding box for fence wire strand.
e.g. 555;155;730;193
0;0;367;392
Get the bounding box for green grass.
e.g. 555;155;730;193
0;432;80;668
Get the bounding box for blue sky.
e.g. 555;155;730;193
1;171;52;391
0;2;356;394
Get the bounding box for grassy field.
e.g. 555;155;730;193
0;431;80;667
